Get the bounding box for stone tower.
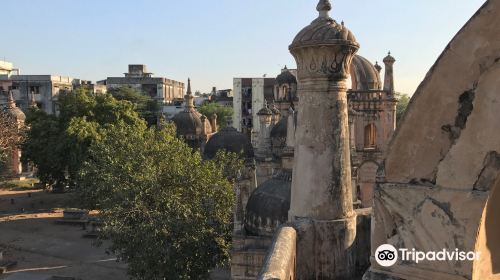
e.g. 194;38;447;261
255;102;273;160
383;52;396;93
288;0;360;278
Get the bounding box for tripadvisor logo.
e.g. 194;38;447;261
375;244;481;267
375;244;398;267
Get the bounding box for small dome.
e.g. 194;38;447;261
276;68;297;86
5;92;25;122
172;109;211;137
270;104;281;115
257;106;273;116
245;170;292;237
290;1;358;49
204;127;254;159
383;52;396;64
350;55;382;90
172;78;212;138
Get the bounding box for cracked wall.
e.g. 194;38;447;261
366;1;500;280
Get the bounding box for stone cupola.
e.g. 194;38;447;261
289;0;359;81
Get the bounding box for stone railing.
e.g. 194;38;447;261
257;226;296;280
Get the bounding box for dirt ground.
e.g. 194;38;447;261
0;187;128;280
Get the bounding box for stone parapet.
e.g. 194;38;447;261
258;226;297;280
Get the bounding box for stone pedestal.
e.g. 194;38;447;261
294;216;357;279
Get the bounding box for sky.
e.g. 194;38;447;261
0;0;486;95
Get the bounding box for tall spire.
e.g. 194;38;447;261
184;78;194;109
316;0;332;18
186;78;192;95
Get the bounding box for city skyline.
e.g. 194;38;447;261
1;0;485;94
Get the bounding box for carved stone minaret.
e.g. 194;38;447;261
288;0;360;278
255;101;273;160
383;51;396;93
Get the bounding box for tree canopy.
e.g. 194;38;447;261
198;103;233;129
108;86;161;126
395;92;410;125
22;89;145;189
77;122;240;279
0;110;24;163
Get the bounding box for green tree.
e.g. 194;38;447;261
198;103;233;129
77;122;240;279
395;92;410;124
0;110;25;163
22;89;145;189
108;87;161;126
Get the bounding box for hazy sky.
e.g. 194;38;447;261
1;0;486;95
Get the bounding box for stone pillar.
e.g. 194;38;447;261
285;107;296;150
210;113;217;133
256;104;273;160
383;52;396;94
288;0;360;279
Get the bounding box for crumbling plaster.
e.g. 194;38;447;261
367;1;500;280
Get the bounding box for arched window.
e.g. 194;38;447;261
364;123;376;148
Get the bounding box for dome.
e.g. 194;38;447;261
5;92;25;122
257;105;273;116
245;170;292;237
383;52;396;64
172;109;211;137
276;68;297;86
350;55;382;90
172;78;212;138
203;127;254;159
290;1;358;49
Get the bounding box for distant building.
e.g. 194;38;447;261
0;60;16;96
3;75;75;114
73;79;107;95
0;61;106;115
209;87;233;108
232;77;276;144
105;65;184;104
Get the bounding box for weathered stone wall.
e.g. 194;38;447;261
231;234;273;280
252;79;265;142
233;78;243;132
367;1;500;279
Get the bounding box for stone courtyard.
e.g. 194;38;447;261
0;187;128;280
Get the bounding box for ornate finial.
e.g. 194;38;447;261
316;0;332;18
7;90;15;108
284;65;288;70
187;78;192;95
341;20;344;26
374;61;382;73
185;78;194;109
383;51;396;64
